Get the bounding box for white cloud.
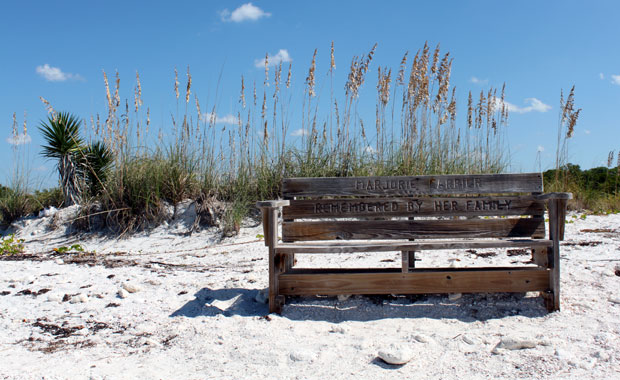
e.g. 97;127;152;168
599;73;605;80
584;129;591;135
611;75;620;85
537;145;544;152
500;97;551;114
254;49;292;68
220;3;271;22
291;128;308;137
200;112;240;124
470;76;488;85
36;64;83;82
7;133;32;146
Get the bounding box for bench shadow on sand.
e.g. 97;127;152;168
170;287;548;322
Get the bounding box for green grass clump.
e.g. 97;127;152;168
0;234;25;255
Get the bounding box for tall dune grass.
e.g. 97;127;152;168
47;43;515;233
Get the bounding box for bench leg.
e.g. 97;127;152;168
546;199;564;312
268;249;286;314
266;207;285;314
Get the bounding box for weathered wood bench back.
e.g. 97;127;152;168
282;173;546;241
258;173;570;315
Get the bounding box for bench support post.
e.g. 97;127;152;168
546;198;567;312
262;207;285;314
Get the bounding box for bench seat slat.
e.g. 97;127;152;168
282;218;546;241
275;239;552;254
278;268;549;295
284;196;544;219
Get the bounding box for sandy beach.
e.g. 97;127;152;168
1;204;619;379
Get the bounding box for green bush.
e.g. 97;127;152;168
0;185;34;227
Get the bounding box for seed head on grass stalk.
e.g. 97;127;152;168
306;49;317;98
186;66;192;104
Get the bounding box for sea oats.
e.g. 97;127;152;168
240;75;246;108
136;71;142;108
377;66;391;106
114;71;120;107
567;109;580;138
39;96;57;120
608;151;614;168
431;43;440;76
397;51;408;86
486;88;493;128
102;71;112;110
22;111;27;136
186;66;192;104
11;112;17;137
476;90;486;129
264;53;269;87
434;52;451;110
274;62;282;95
448;87;456;123
306;48;317;97
330;41;336;71
286;63;292;89
467;91;473;129
174;67;179;99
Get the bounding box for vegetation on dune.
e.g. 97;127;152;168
1;42;616;234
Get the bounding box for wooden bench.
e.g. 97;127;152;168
257;173;571;314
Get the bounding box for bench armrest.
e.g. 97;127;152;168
533;192;573;201
256;200;290;208
257;200;289;247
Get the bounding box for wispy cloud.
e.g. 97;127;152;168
470;76;488;85
501;98;551;114
291;128;308;137
611;75;620;86
599;73;605;80
254;49;292;68
200;112;239;125
220;3;271;23
584;129;591;135
36;64;83;82
7;133;32;146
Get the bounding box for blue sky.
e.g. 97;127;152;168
2;0;619;188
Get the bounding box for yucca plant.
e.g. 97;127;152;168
82;141;113;196
39;112;84;206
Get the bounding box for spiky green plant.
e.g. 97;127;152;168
82;141;113;196
39;112;84;206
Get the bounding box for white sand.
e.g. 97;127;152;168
0;205;619;379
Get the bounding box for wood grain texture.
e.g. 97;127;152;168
278;268;550;295
282;173;543;197
256;200;290;208
283;196;544;219
267;208;281;314
533;192;573;201
275;239;553;254
282;218;546;241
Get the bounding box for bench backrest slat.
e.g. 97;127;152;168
283;196;544;219
282;218;546;241
283;173;543;197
